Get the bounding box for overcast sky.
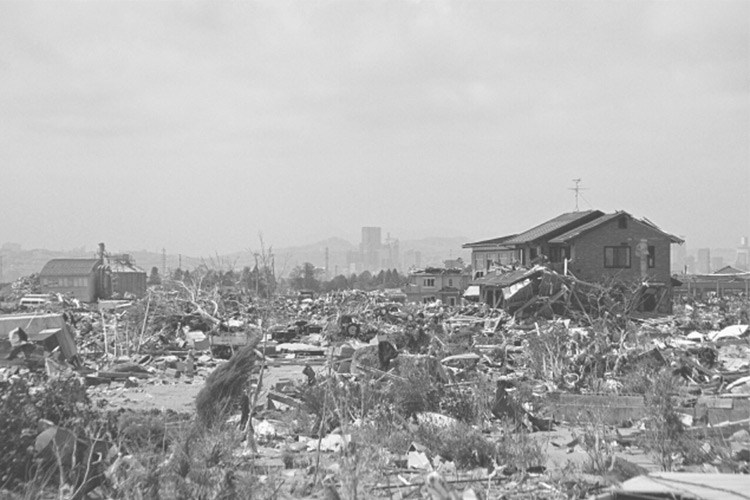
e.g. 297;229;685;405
1;1;747;256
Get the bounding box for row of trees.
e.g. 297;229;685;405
288;263;406;292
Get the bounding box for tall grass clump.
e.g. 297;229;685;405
195;337;260;429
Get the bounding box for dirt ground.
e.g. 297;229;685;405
92;362;309;414
92;360;661;477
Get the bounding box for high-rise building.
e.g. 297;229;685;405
360;227;382;273
670;238;687;274
736;236;749;271
383;233;400;270
697;248;711;274
403;249;422;271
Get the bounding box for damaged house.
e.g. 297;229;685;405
463;210;684;314
404;267;471;305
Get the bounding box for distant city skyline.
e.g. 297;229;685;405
1;2;747;255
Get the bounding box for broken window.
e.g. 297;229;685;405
604;246;631;268
648;246;655;268
423;278;435;287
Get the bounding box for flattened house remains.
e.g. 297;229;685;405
463;210;684;314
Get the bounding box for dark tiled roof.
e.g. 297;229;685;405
548;211;684;244
503;210;603;245
548;212;620;243
40;259;100;277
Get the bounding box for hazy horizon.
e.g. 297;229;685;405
2;1;748;256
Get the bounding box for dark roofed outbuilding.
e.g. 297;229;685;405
40;258;103;302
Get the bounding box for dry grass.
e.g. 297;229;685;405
195;337;260;429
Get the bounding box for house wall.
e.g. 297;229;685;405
404;272;470;303
568;217;673;286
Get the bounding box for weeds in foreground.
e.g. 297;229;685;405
638;369;729;471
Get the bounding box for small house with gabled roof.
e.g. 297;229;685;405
39;258;105;302
464;210;684;313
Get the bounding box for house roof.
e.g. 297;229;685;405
503;210;604;245
40;259;100;277
712;265;748;275
548;211;684;244
462;234;517;249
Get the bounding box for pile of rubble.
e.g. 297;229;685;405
1;274;748;499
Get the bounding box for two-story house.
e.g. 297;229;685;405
463;210;684;313
403;267;471;306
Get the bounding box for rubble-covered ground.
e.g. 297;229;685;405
1;272;749;500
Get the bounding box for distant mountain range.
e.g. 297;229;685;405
0;236;471;282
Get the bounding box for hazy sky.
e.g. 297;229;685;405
1;1;747;256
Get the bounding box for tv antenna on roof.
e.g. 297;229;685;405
569;178;588;211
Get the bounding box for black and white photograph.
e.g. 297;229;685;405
0;1;748;499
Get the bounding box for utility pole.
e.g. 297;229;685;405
569;178;588;211
325;247;329;280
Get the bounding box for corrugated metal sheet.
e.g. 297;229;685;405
109;261;146;273
40;259;100;277
503;210;603;245
475;266;543;288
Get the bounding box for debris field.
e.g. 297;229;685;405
1;270;749;500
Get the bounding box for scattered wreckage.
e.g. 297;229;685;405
0;271;749;499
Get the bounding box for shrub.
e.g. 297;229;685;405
0;374;101;491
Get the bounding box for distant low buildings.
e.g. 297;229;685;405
39;243;147;302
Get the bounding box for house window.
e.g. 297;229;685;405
448;278;453;287
618;218;627;229
475;271;484;279
422;296;436;304
449;297;456;306
648;246;655;268
604;246;631;268
423;278;435;287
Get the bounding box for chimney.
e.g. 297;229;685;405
98;242;106;262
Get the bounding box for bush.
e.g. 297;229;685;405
0;374;102;491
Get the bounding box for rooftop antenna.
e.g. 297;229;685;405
569;178;588;211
